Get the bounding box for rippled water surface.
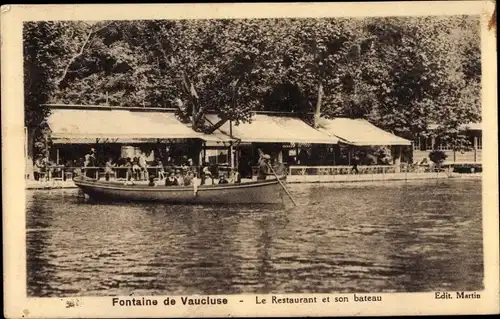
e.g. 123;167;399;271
26;179;483;297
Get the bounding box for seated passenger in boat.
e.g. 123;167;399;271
218;174;229;184
175;170;185;186
148;175;156;186
192;172;200;187
230;169;241;184
201;164;213;185
165;172;178;186
184;170;194;186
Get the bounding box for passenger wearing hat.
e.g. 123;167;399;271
201;162;213;185
218;173;229;184
257;154;272;180
165;171;178;186
148;175;156;187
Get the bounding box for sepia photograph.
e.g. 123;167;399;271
3;1;499;318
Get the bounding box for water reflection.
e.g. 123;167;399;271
26;180;483;296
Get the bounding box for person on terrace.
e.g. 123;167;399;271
132;156;141;180
156;158;166;180
84;148;97;179
104;157;116;181
125;157;133;181
138;152;148;180
33;156;44;181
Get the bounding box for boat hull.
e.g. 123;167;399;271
73;176;287;204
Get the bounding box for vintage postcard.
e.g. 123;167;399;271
2;1;498;318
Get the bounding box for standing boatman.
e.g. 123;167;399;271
257;154;272;180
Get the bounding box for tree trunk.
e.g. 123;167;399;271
206;116;229;134
313;80;323;128
26;126;36;165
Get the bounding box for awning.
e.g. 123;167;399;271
317;117;411;146
198;132;235;143
205;114;337;144
51;138;164;145
48;108;203;140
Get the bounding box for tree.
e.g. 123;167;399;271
354;15;481;146
25;17;480;149
24;21;77;161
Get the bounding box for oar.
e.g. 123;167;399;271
266;162;297;206
257;149;297;206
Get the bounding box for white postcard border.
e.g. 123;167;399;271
2;1;498;318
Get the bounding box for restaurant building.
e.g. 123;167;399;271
25;104;441;180
412;123;482;165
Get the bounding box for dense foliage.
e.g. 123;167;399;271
24;16;481;157
429;150;448;166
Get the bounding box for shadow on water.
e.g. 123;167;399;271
26;179;483;296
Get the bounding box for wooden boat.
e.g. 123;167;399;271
73;175;287;204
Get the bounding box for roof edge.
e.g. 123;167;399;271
44;104;178;112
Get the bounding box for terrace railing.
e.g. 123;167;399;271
28;164;233;182
288;164;453;176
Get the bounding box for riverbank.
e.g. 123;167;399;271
26;180;78;190
25;172;481;189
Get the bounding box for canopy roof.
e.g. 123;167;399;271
205;114;337;144
47;108;223;142
317;117;412;146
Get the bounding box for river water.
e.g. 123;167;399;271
26;179;483;297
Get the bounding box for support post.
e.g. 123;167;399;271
44;134;49;160
295;144;299;164
230;143;235;170
473;136;478;162
56;148;60;165
203;142;207;164
393;145;401;173
24;127;28;160
198;146;203;167
235;148;240;170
